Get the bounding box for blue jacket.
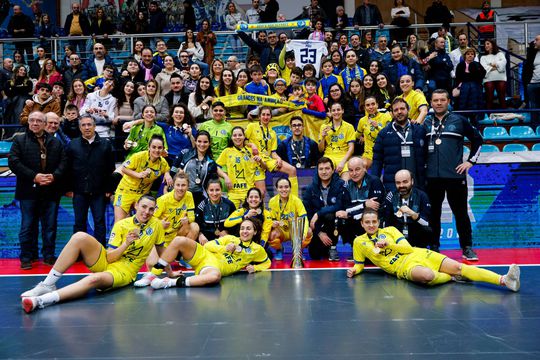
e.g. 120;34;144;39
427;50;453;82
237;31;283;71
302;172;350;222
81;55;116;80
343;173;386;220
386;57;425;90
276;135;319;168
384;187;431;231
371;121;426;191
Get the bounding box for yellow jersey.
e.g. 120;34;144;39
351;226;414;276
267;194;308;235
357;111;392;158
155;191;195;238
108;215;165;275
216;146;262;193
224;208;273;241
398;91;428;122
245;122;278;159
205;235;271;276
318;120;356;157
117;150;170;194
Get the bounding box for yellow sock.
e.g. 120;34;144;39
290;176;299;197
461;264;502;286
427;271;452;286
150;268;164;276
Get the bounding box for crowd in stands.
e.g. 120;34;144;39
2;1;539;271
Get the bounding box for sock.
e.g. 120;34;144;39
43;268;63;286
290;176;299;197
427;271;452;286
153;258;169;270
461;264;502;286
185;277;191;287
38;291;60;308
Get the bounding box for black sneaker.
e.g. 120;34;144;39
43;257;57;266
20;260;32;270
462;247;479;261
328;247;339;261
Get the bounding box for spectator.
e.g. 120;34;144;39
238;31;283;71
371;97;426;191
153;40;178;70
216;69;246;119
353;0;384;28
480;38;507;109
148;1;166;34
390;0;411;42
374;73;396;109
384;169;431;248
188;76;216;122
139;47;161;81
20;83;61;125
0;58;14;89
66;79;87;110
13;51;30;73
81;43;116;81
184;63;202;95
80;79;117;139
155;55;182;95
7;5;35;63
349;34;371;69
183;1;196;31
224;2;246;58
210;59;225;88
340;49;367;92
246;0;261;25
523;34;540;128
297;0;327;27
84;64;116;92
62;53;83;92
361;30;374;49
226;56;244;76
178;29;209;75
90;7;115;49
331;6;350;35
386;43;425;91
370;35;391;69
476;1;495;43
45;112;71;148
426;37;454;98
120;58;146;84
449;33;477;79
8;111;67;269
61;104;82;140
326;83;355;124
259;0;279;23
66;115;114;246
37;13;59;56
429;25;455;53
277;116;319;169
302;157;350;261
454;47;486;125
133;79;169;122
36;59;63;90
348;78;365;127
164;73;189;106
64;2;92;57
422;89;483;258
133;12;148;39
308;18;325;41
29;47;47;80
425;0;453;35
196;19;217;64
337;34;351;57
4;65;32;135
367;59;381;77
406;34;420;61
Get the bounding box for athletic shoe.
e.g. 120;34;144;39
328;247;339;262
462;247;479;261
151;277;176;290
504;264;520;292
20;282;56;298
43;257;57;266
20;261;32;270
178;259;192;269
275;249;283;261
133;273;156;287
451;275;471;283
22;297;39;313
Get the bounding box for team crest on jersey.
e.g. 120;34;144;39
379;234;386;240
244;155;250;161
245;247;252;254
235;157;241;163
255;169;260;176
154;170;160;176
221;129;227;135
146;227;154;236
110;232;116;239
447;124;456;131
331;197;336;203
339;134;344;139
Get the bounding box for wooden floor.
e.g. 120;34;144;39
2;254;540;359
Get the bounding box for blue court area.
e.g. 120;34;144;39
3;266;540;359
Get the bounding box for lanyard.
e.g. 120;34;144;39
260;124;270;151
291;139;304;163
392;122;410;144
210;201;223;230
278;197;289;220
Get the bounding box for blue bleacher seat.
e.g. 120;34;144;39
536;126;540;137
0;141;12;154
502;144;529;152
0;158;7;166
483;126;509;140
532;143;540;151
481;144;500;152
509;126;536;138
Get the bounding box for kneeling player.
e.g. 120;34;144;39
21;195;166;313
347;209;520;292
138;218;271;288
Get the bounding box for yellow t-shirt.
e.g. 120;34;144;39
70;14;83;36
318;120;356;157
357;111;392;158
216;146;262;194
155;191;195;237
267;194;308;235
224;208;273;241
245;122;278;159
117;151;170;194
398;91;428;122
108;216;165;275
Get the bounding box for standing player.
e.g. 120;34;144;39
144;218;271;288
21;195;166;313
356;96;392;168
347;209;520;292
198;102;233;160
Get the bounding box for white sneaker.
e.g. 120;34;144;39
133;273;156;287
150;277;176;290
21;297;39;313
504;264;520;292
20;282;56;298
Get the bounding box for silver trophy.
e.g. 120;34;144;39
290;216;305;269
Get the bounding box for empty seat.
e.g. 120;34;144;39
509;126;535;138
502;143;529;152
0;141;12;154
480;144;500;152
536;126;540;136
0;158;7;166
531;143;540;151
483;126;509;139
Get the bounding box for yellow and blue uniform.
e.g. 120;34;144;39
351;226;446;281
154;191;196;245
187;235;271;276
317;73;344;99
398;91;428;122
245;122;279;174
225;208;272;242
357;111;392;160
114;151;170;213
90;216;165;288
216;146;263;208
267;194;308;240
318;120;356;173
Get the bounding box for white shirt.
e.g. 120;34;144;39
286;40;328;77
480;52;507;83
94;58;105;76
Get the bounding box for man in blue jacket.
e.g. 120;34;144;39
386;44;425;92
81;43;116;81
237;30;283;71
302;157;350;261
371;98;426;192
425;37;453;99
276;116;319;169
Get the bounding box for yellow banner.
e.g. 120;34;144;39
216;94;305;110
229;110;326;142
236;19;311;32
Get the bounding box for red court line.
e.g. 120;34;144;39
2;248;539;276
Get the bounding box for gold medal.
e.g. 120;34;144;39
396;210;403;218
40;153;46;159
235;245;242;253
195;178;201;184
295;162;301;168
214;229;220;236
334;229;339;236
373;246;381;254
435;139;442;145
279;220;285;227
256;208;262;215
